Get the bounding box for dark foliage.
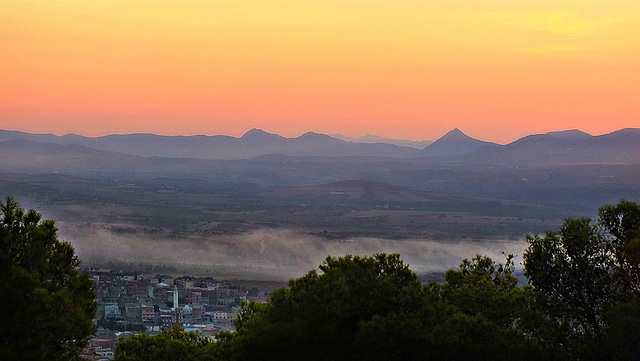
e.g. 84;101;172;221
523;200;640;360
115;324;217;361
0;197;96;361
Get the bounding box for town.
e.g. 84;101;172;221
81;268;275;360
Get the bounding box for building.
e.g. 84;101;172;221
141;305;155;326
104;303;122;319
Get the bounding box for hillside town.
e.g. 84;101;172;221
80;268;272;360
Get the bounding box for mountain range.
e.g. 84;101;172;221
1;127;639;166
329;133;433;149
1;127;639;241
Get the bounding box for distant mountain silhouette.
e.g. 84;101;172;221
296;131;332;141
0;129;419;159
239;128;288;147
0;139;142;173
462;128;640;166
329;134;433;149
1;128;639;166
421;128;497;156
0;130;65;144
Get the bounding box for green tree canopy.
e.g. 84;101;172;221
599;200;640;293
0;197;96;361
436;254;520;324
424;254;544;361
210;254;541;361
523;200;640;360
223;253;425;361
115;324;216;361
523;218;617;333
599;199;640;246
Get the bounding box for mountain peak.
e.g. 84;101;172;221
546;129;592;141
297;131;331;141
436;128;471;142
242;128;268;137
422;128;491;156
240;128;285;141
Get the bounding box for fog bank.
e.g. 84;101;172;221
61;226;527;281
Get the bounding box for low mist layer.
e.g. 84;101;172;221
61;225;527;281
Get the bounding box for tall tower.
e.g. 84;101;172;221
173;285;179;309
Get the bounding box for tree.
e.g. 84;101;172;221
524;201;640;329
437;254;520;325
598;200;640;246
599;200;640;293
114;324;216;361
219;253;541;361
424;254;544;361
600;298;640;361
219;253;425;361
0;197;96;361
523;218;617;334
522;200;640;360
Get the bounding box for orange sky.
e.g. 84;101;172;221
1;0;639;143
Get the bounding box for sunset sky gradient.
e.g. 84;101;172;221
1;1;639;143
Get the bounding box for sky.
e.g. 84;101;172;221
1;1;639;144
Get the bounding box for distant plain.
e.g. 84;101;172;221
1;128;638;279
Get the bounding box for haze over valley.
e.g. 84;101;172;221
1;127;638;279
